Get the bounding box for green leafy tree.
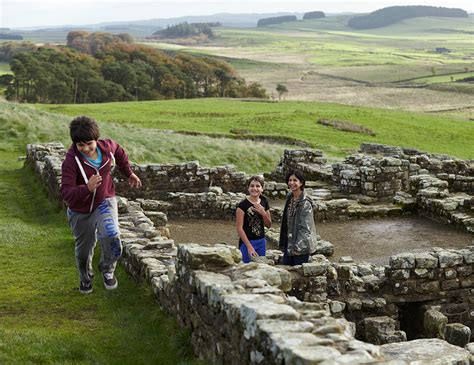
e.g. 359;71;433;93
276;84;288;100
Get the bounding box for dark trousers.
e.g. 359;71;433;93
282;252;310;266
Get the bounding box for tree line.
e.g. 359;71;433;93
3;31;267;103
348;6;468;30
303;11;325;20
257;15;297;27
0;41;38;62
0;33;23;40
152;22;220;39
257;12;326;26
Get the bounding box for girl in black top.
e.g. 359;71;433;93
236;176;272;263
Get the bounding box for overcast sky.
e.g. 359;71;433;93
1;0;473;29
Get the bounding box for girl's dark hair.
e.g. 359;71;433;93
70;116;100;143
285;169;305;189
246;175;265;188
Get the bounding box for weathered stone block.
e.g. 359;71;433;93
302;255;329;276
390;253;415;269
329;300;346;315
416;280;440;294
441;279;460;290
444;268;457;279
178;243;241;270
444;323;472;348
457;265;473;277
460;275;474;288
362;316;403;345
381;339;471;363
424;309;447;338
393;280;416;295
390;269;411;280
415;252;438;269
414;268;435;279
437;251;464;268
345;298;363;311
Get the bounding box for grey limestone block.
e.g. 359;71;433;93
444;323;472;348
389;253;415;269
424;309;448;339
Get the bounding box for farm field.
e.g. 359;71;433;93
35;98;474;161
144;15;474;117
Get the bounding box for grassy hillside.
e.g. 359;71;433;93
1;101;292;173
35;98;474;160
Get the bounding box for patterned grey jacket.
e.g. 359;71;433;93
279;192;318;256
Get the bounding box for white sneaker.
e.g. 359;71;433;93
103;272;118;290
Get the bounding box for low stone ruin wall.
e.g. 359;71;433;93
114;161;290;199
30;142;472;234
266;149;331;182
394;174;474;233
360;143;474;194
332;155;411;198
24;141;474;364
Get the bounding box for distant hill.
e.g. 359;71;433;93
14;13;303;32
348;6;468;29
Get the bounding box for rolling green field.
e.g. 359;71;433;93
35;98;474;160
142;16;474;115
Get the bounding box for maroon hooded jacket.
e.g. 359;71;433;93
61;139;133;213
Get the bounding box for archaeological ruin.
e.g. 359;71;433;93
25;141;473;364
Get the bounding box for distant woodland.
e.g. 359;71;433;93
0;33;23;40
151;22;220;39
303;11;325;20
348;6;468;29
2;31;267;103
257;15;297;27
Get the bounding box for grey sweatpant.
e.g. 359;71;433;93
67;197;122;284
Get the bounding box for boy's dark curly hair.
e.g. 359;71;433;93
70;116;100;143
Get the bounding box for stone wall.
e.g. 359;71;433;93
361;143;474;194
395;174;474;233
114;161;290;199
281;248;474;346
266;149;331;182
332;154;411;198
24;142;474;364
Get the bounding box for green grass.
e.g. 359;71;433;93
0;151;203;364
0;62;11;75
34;98;474;160
0;100;291;173
412;71;474;84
